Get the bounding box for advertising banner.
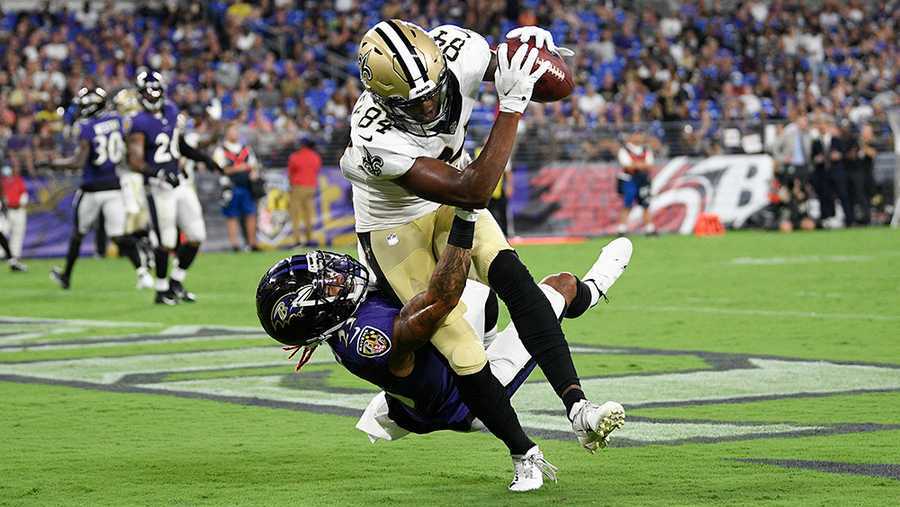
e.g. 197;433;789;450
510;155;774;236
19;167;357;258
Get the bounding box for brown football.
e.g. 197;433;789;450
504;37;574;103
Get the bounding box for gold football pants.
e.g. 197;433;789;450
359;205;511;375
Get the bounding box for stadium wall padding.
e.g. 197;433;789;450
18;155;775;258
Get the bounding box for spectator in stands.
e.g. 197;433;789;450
213;122;261;252
6;117;34;177
0;165;27;271
287;139;321;247
616;131;656;236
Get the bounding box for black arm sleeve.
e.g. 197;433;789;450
178;135;222;173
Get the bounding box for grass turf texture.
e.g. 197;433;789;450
1;228;899;505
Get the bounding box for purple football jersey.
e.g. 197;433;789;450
128;103;181;176
77;112;125;191
328;293;536;435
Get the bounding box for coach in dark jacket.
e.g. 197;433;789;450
847;124;877;225
810;119;852;226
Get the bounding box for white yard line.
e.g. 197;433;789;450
728;255;873;265
614;305;900;322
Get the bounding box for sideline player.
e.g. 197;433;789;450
49;87;144;289
256;216;632;491
127;71;220;305
341;21;614;458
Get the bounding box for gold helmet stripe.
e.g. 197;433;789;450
385;20;428;78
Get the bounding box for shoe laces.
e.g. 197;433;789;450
528;454;559;483
584;279;610;304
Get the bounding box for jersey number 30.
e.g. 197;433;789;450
92;131;125;165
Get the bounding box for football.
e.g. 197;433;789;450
504;37;574;103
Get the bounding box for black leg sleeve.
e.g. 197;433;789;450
154;248;169;279
63;233;84;278
564;277;594;319
176;243;200;270
112;236;142;269
489;250;581;396
455;364;534;455
0;231;11;258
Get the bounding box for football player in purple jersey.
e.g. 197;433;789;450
257;211;632;491
49;87;145;289
127;71;221;305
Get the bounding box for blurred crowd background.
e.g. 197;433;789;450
0;0;897;239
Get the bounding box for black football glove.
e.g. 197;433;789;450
151;169;180;189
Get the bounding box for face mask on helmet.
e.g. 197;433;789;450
376;70;454;136
75;87;107;119
256;251;369;348
136;71;166;112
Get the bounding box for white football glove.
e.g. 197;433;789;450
494;43;550;114
506;26;574;57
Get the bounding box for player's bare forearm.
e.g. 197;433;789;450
398;112;520;208
390;244;472;375
52;139;90;171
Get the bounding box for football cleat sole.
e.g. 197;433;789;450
584;407;625;453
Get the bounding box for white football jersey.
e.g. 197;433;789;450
340;25;492;232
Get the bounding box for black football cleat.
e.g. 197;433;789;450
170;279;196;303
50;267;70;289
155;288;179;306
9;259;27;272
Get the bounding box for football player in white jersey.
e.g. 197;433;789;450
340;21;624;461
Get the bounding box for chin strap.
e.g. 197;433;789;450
283;344;318;372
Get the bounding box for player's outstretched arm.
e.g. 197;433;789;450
50;139;89;171
396;111;520;208
178;134;222;173
389;210;477;376
397;43;548;209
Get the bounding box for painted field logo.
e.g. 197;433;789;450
2;316;899;446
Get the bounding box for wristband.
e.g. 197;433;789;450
454;208;480;222
447;215;476;249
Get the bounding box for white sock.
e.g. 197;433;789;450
645;223;656;233
155;278;169;292
137;266;149;276
171;266;186;282
617;223;627;234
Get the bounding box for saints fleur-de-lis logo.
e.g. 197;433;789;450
359;49;373;82
361;146;383;176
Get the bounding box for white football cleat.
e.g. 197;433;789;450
508;446;558;492
569;400;625;453
136;269;154;290
582;237;633;296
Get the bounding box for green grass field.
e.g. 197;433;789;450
2;228;899;506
